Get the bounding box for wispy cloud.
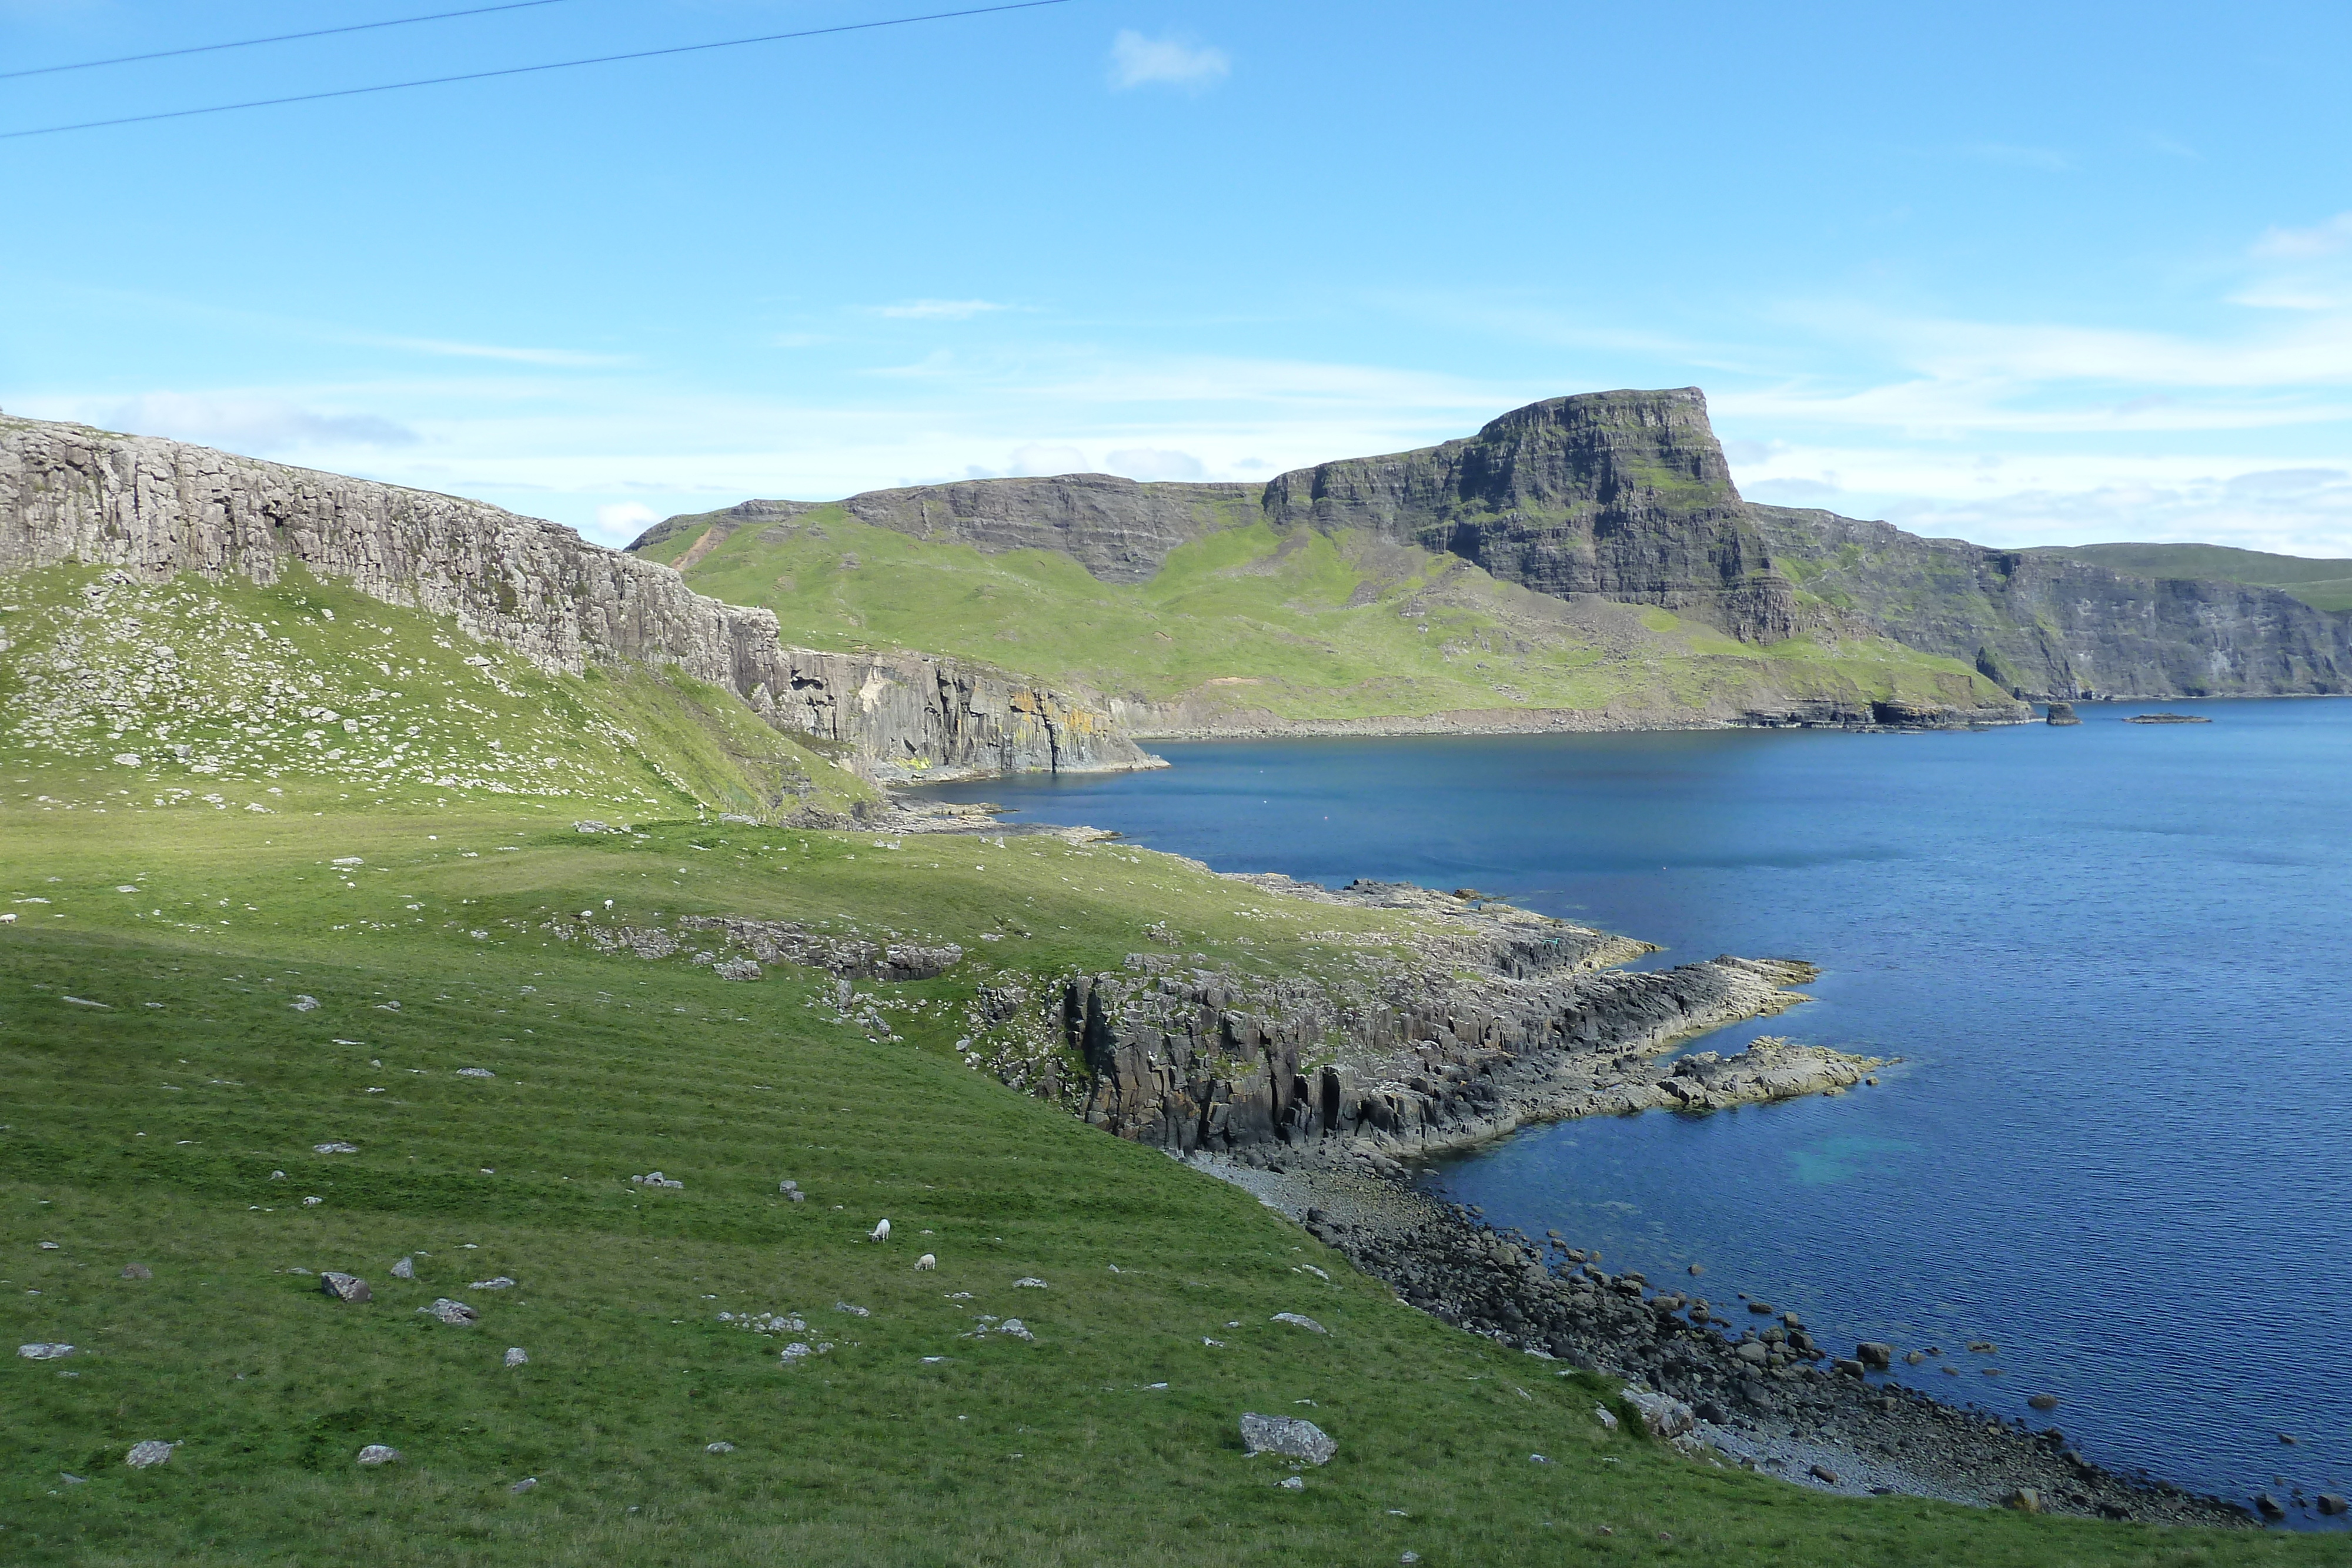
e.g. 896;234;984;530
872;299;1007;320
378;335;629;367
595;501;661;534
2251;212;2352;260
1108;30;1229;91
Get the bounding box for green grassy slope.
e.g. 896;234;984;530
644;509;2010;725
0;564;873;823
4;790;2330;1567
2033;544;2352;614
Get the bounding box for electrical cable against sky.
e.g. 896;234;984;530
0;0;1074;141
0;0;580;82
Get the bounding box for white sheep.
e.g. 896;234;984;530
914;1253;936;1271
869;1218;890;1242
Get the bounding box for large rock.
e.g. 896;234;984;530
1619;1386;1696;1440
319;1272;370;1303
1239;1413;1336;1465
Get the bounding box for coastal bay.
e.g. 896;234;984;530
916;697;2352;1524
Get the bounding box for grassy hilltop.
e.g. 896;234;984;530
637;507;2005;728
1;570;2332;1564
2031;544;2352;614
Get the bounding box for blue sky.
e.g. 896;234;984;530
4;0;2350;554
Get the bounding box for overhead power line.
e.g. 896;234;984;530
0;0;1074;142
0;0;580;82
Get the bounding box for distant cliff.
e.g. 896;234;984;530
1752;507;2352;700
660;388;2352;701
0;414;1154;779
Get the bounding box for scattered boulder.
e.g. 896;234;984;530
421;1298;477;1326
2004;1487;2043;1513
510;1476;539;1493
713;958;761;982
457;1068;495;1079
313;1141;358;1155
121;1263;152;1280
18;1342;75;1360
125;1440;176;1469
1279;1474;1305;1490
356;1445;400;1467
2255;1494;2287;1521
631;1172;684;1190
1592;1406;1619;1432
291;995;320;1011
1809;1463;1840;1485
391;1256;415;1279
1271;1313;1327;1333
1011;1276;1048;1289
470;1277;516;1291
2316;1494;2347;1516
704;1441;736;1454
1619;1386;1695;1440
2027;1393;2060;1412
1832;1358;1866;1378
505;1347;529;1368
1856;1342;1893;1369
319;1272;371;1303
1240;1412;1336;1465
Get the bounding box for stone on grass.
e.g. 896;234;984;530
313;1141;358;1155
356;1445;400;1466
1271;1312;1327;1333
391;1256;415;1279
125;1440;176;1469
1012;1276;1048;1289
1279;1475;1305;1490
1240;1412;1336;1465
303;1196;323;1207
1592;1406;1619;1432
121;1263;152;1280
713;958;761;982
457;1067;494;1079
510;1476;539;1493
319;1271;371;1303
705;1441;736;1453
19;1342;75;1360
470;1276;516;1291
996;1319;1035;1342
291;996;320;1012
2004;1487;2042;1513
505;1346;529;1368
1619;1387;1695;1440
422;1298;477;1325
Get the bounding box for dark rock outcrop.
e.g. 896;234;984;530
0;414;1152;778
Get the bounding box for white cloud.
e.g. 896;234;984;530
1008;443;1091;477
1108;30;1229;91
873;299;1007;320
2251;212;2352;260
376;336;627;367
596;502;661;533
1104;447;1208;481
76;393;420;453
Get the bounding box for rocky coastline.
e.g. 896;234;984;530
1198;1152;2250;1527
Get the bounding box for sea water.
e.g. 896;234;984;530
914;700;2352;1518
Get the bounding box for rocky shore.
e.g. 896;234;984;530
1200;1154;2250;1528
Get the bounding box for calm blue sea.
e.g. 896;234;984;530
915;700;2352;1518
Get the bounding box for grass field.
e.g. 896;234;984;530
3;571;2332;1564
640;510;2010;724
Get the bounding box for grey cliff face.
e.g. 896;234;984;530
1750;506;2352;700
1259;388;1802;643
0;414;1151;778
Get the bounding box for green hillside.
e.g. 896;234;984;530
0;563;873;823
8;786;2331;1563
2034;544;2352;614
643;507;2012;725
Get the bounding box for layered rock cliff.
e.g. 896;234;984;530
1751;506;2352;700
1259;389;1803;643
0;413;1152;778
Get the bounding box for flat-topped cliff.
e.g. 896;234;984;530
0;413;1153;778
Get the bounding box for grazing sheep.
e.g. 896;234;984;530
914;1253;936;1271
870;1218;890;1243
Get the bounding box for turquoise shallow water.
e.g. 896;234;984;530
916;700;2352;1519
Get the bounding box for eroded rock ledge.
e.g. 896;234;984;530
1055;877;1846;1161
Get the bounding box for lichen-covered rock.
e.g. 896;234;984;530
1240;1413;1336;1465
319;1271;370;1303
125;1440;176;1469
421;1298;477;1326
